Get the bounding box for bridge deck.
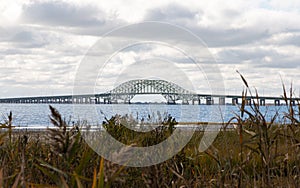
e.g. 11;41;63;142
0;93;298;106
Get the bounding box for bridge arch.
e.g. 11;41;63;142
107;79;195;104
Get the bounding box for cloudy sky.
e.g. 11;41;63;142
0;0;299;98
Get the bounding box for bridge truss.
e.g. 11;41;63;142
107;79;196;104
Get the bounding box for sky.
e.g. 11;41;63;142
0;0;299;98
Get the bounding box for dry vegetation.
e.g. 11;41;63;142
0;78;299;187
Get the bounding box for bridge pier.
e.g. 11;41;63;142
104;98;111;104
274;99;280;106
260;99;265;106
122;98;130;104
167;100;176;105
206;97;213;105
291;100;296;106
246;99;252;105
232;98;238;105
182;100;189;105
192;99;200;105
219;97;225;105
63;98;69;103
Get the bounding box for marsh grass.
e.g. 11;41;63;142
0;77;299;187
102;113;176;146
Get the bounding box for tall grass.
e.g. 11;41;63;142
0;77;299;187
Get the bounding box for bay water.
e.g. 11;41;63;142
0;103;295;128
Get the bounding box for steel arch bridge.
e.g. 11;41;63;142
107;79;196;104
1;78;299;105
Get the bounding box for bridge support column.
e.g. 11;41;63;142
291;100;296;106
206;97;213;105
192;100;195;105
123;99;129;104
246;99;251;105
274;99;280;106
66;98;69;104
260;99;265;106
219;97;225;105
104;98;111;104
167;100;176;104
232;98;238;105
181;100;189;105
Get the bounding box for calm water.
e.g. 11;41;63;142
0;103;296;127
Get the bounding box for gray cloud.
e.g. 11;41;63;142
216;46;300;69
10;30;48;48
145;4;201;21
256;57;300;69
21;1;105;27
216;48;276;64
19;1;127;37
275;33;300;47
144;4;271;47
143;3;300;50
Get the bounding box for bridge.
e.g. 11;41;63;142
0;79;298;106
